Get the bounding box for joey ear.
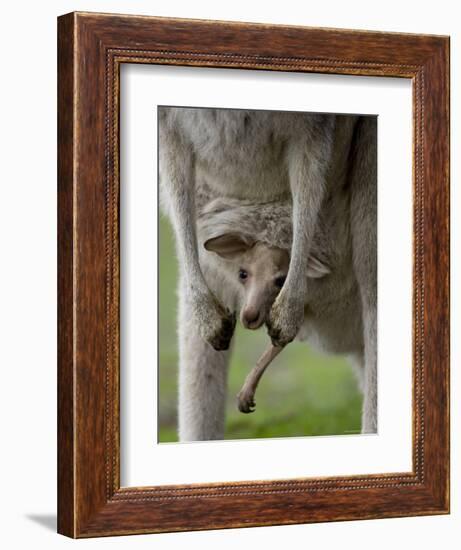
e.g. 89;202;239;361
306;255;331;279
204;233;254;259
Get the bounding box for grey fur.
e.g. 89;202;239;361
159;108;377;440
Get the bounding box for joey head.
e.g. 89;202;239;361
204;232;329;331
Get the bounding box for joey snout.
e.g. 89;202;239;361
241;308;262;330
240;289;276;330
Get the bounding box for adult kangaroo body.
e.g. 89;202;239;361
159;108;376;440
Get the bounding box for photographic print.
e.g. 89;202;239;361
158;106;377;442
58;12;449;536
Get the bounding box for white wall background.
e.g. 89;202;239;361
0;0;457;547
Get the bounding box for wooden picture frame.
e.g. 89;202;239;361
57;11;450;538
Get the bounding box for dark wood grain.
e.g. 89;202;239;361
57;11;450;538
57;12;75;538
421;41;450;507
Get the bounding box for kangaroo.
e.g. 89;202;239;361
159;109;376;440
159;108;354;350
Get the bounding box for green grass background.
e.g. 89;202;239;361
159;215;362;442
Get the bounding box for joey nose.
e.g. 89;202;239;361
241;310;262;330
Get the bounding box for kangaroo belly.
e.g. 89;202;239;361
299;311;363;355
197;159;289;201
173;108;317;201
192;111;291;200
298;282;363;356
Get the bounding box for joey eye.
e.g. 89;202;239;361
238;269;248;281
274;276;286;289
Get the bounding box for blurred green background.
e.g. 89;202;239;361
158;215;362;442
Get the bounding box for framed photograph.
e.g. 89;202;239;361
58;12;450;537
